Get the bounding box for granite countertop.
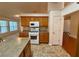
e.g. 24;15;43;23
0;37;30;57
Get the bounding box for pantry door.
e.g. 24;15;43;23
49;10;64;45
52;15;64;45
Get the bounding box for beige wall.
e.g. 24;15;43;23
69;11;79;38
64;20;71;32
64;2;73;8
64;11;79;38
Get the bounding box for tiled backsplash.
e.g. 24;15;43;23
40;27;48;32
21;26;48;32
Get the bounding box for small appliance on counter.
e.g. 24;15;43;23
29;21;39;44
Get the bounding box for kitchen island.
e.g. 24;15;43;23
0;36;32;57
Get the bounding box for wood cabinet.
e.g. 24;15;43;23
19;40;32;57
19;32;28;37
62;33;77;56
30;17;48;27
21;16;30;27
24;41;32;57
21;16;48;27
39;32;49;43
39;17;48;27
19;50;25;57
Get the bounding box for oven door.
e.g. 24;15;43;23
29;32;39;44
30;36;37;40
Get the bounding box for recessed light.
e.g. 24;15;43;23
14;15;20;17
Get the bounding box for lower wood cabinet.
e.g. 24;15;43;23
24;41;32;57
19;32;28;37
62;33;77;56
19;40;32;57
39;32;49;43
19;50;25;57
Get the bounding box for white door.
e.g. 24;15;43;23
49;10;64;46
52;16;61;45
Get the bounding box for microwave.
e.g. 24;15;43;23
29;22;39;27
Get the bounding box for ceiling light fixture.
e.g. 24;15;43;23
14;14;20;17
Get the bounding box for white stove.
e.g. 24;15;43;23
29;21;39;44
29;32;39;44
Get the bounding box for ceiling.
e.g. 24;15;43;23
0;2;64;18
0;2;48;17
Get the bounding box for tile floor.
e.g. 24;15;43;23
31;44;70;57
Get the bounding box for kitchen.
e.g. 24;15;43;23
0;2;79;57
20;14;49;44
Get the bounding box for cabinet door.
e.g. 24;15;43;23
19;40;32;57
24;41;32;57
30;17;34;21
30;17;39;22
39;17;48;27
42;17;48;27
38;17;42;26
19;50;25;57
21;17;30;27
21;17;25;26
40;32;49;43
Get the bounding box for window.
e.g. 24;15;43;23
9;21;18;31
0;20;8;33
0;20;18;34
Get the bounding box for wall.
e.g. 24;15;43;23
64;19;71;32
64;11;79;39
69;11;79;39
64;2;73;8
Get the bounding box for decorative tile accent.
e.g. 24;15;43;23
31;44;70;57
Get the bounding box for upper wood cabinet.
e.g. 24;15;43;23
39;17;48;27
21;16;30;27
21;16;48;27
